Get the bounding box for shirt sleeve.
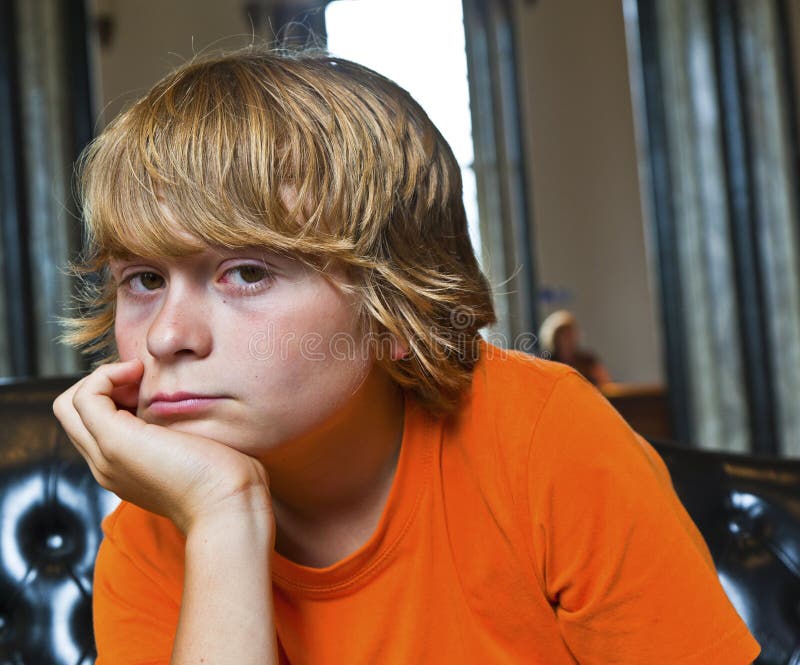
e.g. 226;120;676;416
93;503;184;665
526;371;760;665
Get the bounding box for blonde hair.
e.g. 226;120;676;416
65;47;496;414
538;310;576;356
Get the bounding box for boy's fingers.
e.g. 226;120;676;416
72;360;144;437
58;360;145;473
78;359;143;401
111;382;140;411
54;379;110;474
60;412;106;473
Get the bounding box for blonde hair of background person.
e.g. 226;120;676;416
53;48;759;665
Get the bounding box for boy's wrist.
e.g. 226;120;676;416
183;488;276;544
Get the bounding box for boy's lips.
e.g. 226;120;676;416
146;392;228;417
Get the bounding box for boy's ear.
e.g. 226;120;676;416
391;338;409;361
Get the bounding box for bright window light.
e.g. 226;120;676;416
325;0;482;255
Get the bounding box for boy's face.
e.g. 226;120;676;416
111;242;379;461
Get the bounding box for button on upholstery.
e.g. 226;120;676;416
728;510;763;543
725;491;768;549
18;504;83;571
45;534;64;552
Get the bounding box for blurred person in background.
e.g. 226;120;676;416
539;309;612;387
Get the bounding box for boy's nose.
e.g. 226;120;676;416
145;292;213;360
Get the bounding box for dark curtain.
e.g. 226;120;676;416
627;0;800;455
0;0;93;379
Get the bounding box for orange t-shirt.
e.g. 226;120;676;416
93;344;760;664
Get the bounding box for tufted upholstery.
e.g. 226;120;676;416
653;441;800;665
0;377;796;664
0;377;118;665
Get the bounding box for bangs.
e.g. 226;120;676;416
79;53;363;263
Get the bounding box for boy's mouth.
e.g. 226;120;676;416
146;392;228;417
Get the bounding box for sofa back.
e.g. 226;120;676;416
0;377;117;665
654;440;800;665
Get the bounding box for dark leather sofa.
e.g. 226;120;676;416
0;377;117;665
0;377;797;664
656;444;800;664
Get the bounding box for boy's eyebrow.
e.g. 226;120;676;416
210;246;300;264
107;255;136;268
106;247;306;270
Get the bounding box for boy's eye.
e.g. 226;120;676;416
129;272;164;291
223;264;272;287
236;265;268;283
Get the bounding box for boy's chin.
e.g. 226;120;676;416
147;417;251;449
140;413;216;435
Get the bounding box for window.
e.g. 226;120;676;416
325;0;482;255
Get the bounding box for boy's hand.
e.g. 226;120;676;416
53;359;273;535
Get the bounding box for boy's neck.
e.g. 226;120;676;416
262;366;406;568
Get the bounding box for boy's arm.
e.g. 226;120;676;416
174;500;277;664
54;360;279;664
526;371;760;664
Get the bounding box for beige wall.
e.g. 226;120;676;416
92;0;253;125
513;0;664;384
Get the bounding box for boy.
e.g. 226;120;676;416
53;49;759;664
